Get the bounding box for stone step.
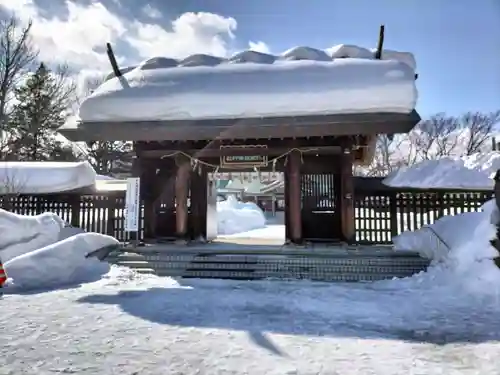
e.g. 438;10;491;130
112;254;429;282
121;265;418;282
116;259;425;273
111;253;429;267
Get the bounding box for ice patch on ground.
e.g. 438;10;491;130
3;233;118;291
217;196;266;235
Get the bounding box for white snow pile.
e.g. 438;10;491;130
393;200;500;291
0;210;66;263
0;161;97;194
383;152;500;190
0;209;121;291
4;233;117;291
217;196;266;235
75;44;417;123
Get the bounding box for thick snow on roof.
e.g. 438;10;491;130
0;161;97;194
383;152;500;190
78;44;418;123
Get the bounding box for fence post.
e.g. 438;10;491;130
389;191;398;239
106;195;116;237
70;195;81;227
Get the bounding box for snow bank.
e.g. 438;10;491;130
393;200;500;291
78;45;417;122
383;152;500;190
0;209;65;263
4;233;117;291
0;161;97;194
217;196;266;235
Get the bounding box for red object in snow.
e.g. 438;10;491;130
0;259;6;288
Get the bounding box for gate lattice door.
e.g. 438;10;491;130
300;174;341;241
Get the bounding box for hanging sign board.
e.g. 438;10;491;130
220;145;268;168
124;177;140;232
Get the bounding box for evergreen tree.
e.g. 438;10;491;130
84;140;133;176
8;63;76;161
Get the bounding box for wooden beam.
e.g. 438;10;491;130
106;43;122;78
374;25;385;59
59;111;422;142
141;145;342;159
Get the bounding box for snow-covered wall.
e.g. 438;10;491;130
78;45;418;122
383;152;500;190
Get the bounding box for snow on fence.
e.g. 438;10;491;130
0;185;492;244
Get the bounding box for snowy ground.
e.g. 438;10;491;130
2;196;500;374
2;267;500;375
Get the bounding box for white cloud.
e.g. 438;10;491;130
0;0;270;101
0;0;243;70
248;41;271;54
141;4;162;19
127;12;237;59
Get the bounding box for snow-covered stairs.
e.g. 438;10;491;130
107;245;430;282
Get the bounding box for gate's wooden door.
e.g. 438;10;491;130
300;173;342;241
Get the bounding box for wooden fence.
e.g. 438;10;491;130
0;178;493;244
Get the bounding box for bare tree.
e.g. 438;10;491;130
413;113;461;160
411;112;498;160
74;76;132;176
459;111;500;155
360;134;418;177
0;164;27;210
0;16;38;159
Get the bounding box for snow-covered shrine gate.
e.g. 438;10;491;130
58;32;422;248
60;112;421;245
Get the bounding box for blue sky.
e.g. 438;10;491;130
146;0;500;117
3;0;500;118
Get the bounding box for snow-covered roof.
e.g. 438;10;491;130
383;152;500;190
77;45;418;123
0;162;97;194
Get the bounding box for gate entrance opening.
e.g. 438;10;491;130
210;171;286;245
126;137;367;245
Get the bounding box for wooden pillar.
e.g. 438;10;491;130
175;155;191;240
189;165;208;241
287;150;302;244
141;159;157;241
340;146;355;243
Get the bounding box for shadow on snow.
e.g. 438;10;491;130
77;277;500;346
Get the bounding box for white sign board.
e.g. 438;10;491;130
124;177;140;232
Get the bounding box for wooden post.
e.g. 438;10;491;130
340;147;355;243
106;195;116;237
189;165;208;241
69;194;81;227
175;154;191;241
141;159;158;241
287;150;302;244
